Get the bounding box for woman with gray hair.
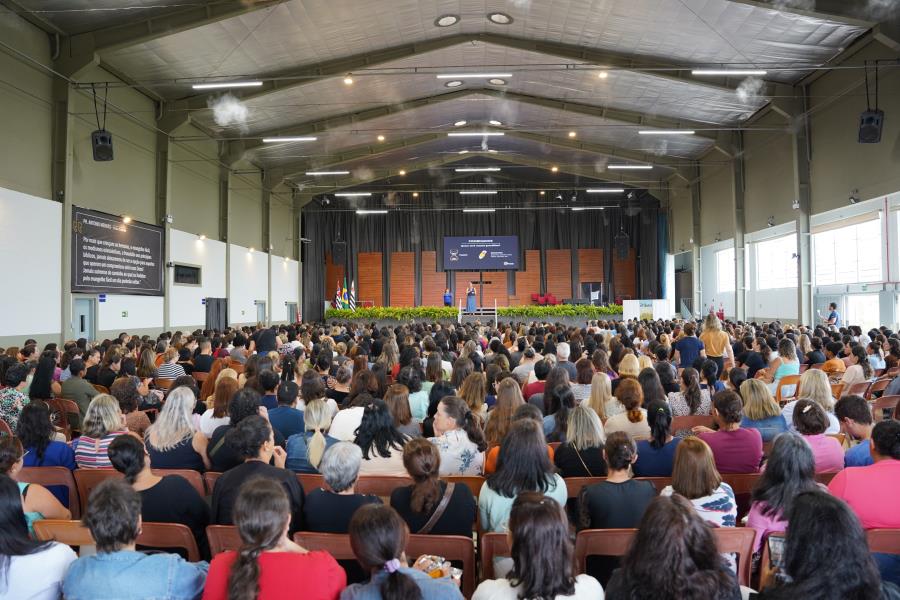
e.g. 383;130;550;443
303;442;382;534
144;386;210;471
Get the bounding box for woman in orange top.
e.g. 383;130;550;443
484;404;554;474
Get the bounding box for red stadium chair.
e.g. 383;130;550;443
18;466;80;518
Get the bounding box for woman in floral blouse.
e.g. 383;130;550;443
428;395;487;476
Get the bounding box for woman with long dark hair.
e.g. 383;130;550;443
28;354;60;401
605;494;741;600
16;402;76;505
474;491;601;599
354;399;409;476
484;378;524;448
638;367;667;405
667;367;710;417
343;504;463;600
205;477;346;600
633;401;681;477
543;384;576;443
840;344;874;392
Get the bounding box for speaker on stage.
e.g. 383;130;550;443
332;241;347;265
91;129;114;161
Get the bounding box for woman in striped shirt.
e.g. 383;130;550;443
72;394;133;468
155;347;186;380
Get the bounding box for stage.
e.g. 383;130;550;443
323;304;625;327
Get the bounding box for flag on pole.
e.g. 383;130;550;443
349;280;357;310
341;277;349;309
333;280;342;309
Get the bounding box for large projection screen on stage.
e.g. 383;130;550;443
443;236;520;271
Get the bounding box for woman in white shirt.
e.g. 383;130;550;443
428;396;486;476
473;490;603;600
839;346;874;395
0;474;76;600
354;398;410;476
603;378;651;441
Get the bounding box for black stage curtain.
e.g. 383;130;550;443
302;191;662;321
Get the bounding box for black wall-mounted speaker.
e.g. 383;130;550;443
91;129;114;161
858;110;884;144
332;241;347;265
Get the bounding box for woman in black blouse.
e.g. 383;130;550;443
553;405;608;478
390;437;476;537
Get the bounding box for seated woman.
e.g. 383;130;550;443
63;479;208;600
603;379;650;441
553;404;607;478
422;382;456;438
755;490;899;599
354;399;410;476
479;420;567;578
144;386;210;472
759;338;801;393
0;474;76;599
383;384;422;438
543;385;576;443
473;491;603;600
839;345;874;394
782;369;840;434
747;433;819;555
0;436;71;534
428;395;487;476
110;377;151;438
666;367;710;417
391;438;476;537
285;399;339;473
16;402;76;505
203;478;345;600
484;404;556;474
739;379;788;442
661;437;736;529
108;434;211;559
633;401;681;477
208;388;283;473
303;442;381;532
792;399;844;473
199;376;237;438
71;394;133;468
580;432;656;530
397;366;430;422
210;416;304;534
484;378;524;450
605;495;742;600
342;504;463;600
587;370;623;421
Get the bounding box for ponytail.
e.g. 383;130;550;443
682;368;702;415
461;410;488;452
304;399;332;469
381;564;423;600
307;428;326;469
647;402;672;450
349;505;423;600
227;544;264;600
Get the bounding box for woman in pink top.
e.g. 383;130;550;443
746;433;821;553
792;399;844;474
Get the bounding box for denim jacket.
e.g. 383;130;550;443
62;550;208;600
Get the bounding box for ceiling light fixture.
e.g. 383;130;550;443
343;75;353;85
568;131;577;138
356;210;388;215
489;120;502;126
249;247;255;253
607;164;653;170
487;12;513;24
488;149;497;154
398;169;406;176
412;192;419;198
122;216;132;224
638;130;695;135
198;234;206;240
335;192;372;197
435;14;460;27
587;188;625;194
191;80;263;90
691;69;767;76
487;78;507;85
459;190;498;195
305;170;350;176
455;167;501;172
550;166;559;173
444;80;464;88
571;206;606;211
454;120;467;127
262;136;317;143
463;208;496;213
436;73;512;79
447;132;505;137
598;71;609;79
458;150;469;154
377;135;385;142
539;191;546;195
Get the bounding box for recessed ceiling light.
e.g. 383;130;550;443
377;135;386;142
455;167;501;172
343;75;353;85
550;166;559;173
437;73;513;79
412;192;419;198
458;150;469;154
587;188;625;194
398;169;406;176
336;192;372;197
607;164;653;170
445;80;464;88
192;80;263;90
568;131;577;138
435;14;460;27
691;69;767;76
489;120;502;126
638;130;695;135
488;78;507;86
539;191;546;195
454;120;467;127
262;136;317;143
598;71;609;79
305;170;350;176
488;12;513;24
459;190;498;195
463;208;496;213
447;132;505;137
356;210;388;215
122;216;132;224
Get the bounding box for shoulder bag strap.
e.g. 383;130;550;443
573;446;595;478
417;482;455;534
208;433;228;458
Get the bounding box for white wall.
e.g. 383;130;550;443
0;186;61;337
97;295;163;333
270;256;299;324
229;244;269;325
700;239;736;319
169;228;226;329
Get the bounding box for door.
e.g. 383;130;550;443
286;303;297;323
73;298;95;341
205;298;227;331
256;301;267;325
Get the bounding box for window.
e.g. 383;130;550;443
173;264;201;285
756;234;798;290
716;247;735;292
813;218;881;285
846;294;880;331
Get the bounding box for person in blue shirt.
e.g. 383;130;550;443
824;301;841;329
267;380;304;439
443;288;452;307
835;395;874;467
257;369;280;411
17;403;77;506
634;401;681;477
672;322;706;369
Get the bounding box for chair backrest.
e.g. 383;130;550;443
867;529;900;554
137;522;201;562
48;398;81;440
153;378;174;390
355;476;413;498
192;371;210;383
292;532;355;560
810;362;824;370
871;395;900;421
867;377;891;399
297;473;326;495
887;367;900;377
92;384;110;394
830;383;845;399
847;381;873;398
18;466;81;519
151;469;207;497
33;519;94;548
814;471;838;486
564;476;606;499
574;528;636;573
444;475;485;498
479;532;511;580
73;468;123;510
207;524;242;555
671;414;715;431
635;477;672;492
203;471;223;494
407;534;475;597
0;418;12;436
774;374;802;402
712;527;756;587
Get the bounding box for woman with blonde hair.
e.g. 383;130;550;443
72;394;132;468
377;340;400;375
144;386;210;471
484;378;524;447
553;404;607;478
782;368;840;433
458;372;488;418
611;353;640;396
699;313;733;376
586;371;622;421
285;399;337;473
739;379;788;442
